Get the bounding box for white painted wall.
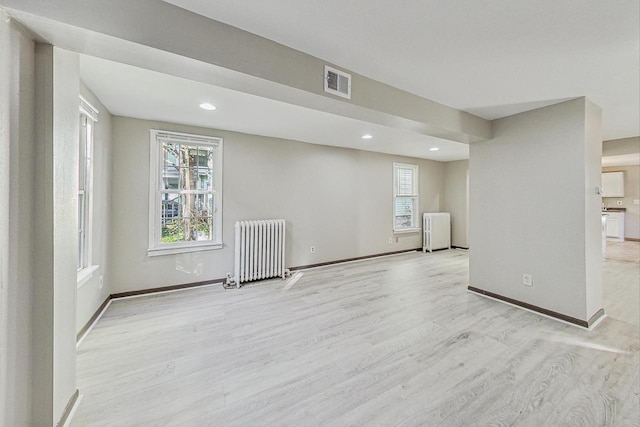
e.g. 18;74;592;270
76;82;113;333
0;13;36;427
469;98;603;322
109;116;445;293
33;44;79;426
0;16;10;425
52;46;80;425
444;160;469;248
584;99;603;319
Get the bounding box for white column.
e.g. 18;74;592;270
469;98;603;325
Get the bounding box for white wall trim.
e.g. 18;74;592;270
76;265;99;289
79;95;98;122
393;228;420;234
147;242;223;257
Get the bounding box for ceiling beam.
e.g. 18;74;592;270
1;0;491;143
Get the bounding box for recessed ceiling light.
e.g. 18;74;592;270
199;103;217;111
362;134;373;139
429;147;440;151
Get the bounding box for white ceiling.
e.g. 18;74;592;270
80;55;468;161
164;0;640;141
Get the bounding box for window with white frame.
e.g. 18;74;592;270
393;163;419;232
78;96;98;272
148;130;223;256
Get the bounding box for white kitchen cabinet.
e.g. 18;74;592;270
603;211;624;242
602;172;624;197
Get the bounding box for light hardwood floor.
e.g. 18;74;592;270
605;240;640;264
73;248;639;426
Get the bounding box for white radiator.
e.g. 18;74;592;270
231;220;287;288
423;213;451;253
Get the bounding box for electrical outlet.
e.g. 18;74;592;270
616;200;623;206
310;246;316;254
388;237;393;244
98;275;104;289
522;274;533;287
634;199;640;205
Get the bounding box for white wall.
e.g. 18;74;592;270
444;160;469;248
32;44;79;426
76;82;113;333
52;46;79;424
1;25;92;423
109;116;445;293
469;98;603;323
0;13;36;427
584;99;603;319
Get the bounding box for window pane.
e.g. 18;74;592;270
397;167;414;195
179;167;206;191
163;143;180;168
180;217;213;242
188;146;214;191
191;216;212;241
162;142;180;190
180;145;192;168
189;167;201;190
196;147;207;168
196;168;212;191
78;152;85;192
161;217;183;243
161;193;180;222
162;168;179;190
78;193;85;230
181;193;212;218
178;193;214;242
78;231;83;268
207;148;214;169
395;197;416;229
78;115;86;191
161;192;183;243
78;193;85;268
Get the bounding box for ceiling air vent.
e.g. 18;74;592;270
324;65;351;99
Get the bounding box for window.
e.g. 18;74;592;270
78;96;98;276
393;163;419;232
148;130;223;256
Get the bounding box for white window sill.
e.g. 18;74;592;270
393;228;421;234
77;265;99;289
147;242;223;257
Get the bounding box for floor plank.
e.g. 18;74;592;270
73;247;640;426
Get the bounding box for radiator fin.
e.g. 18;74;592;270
234;220;286;287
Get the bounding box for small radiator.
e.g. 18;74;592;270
230;220;287;288
423;213;451;253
